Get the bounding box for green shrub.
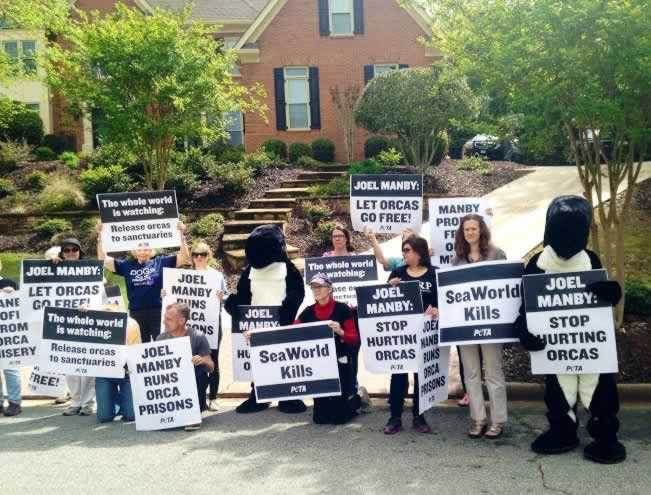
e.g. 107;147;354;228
457;153;491;173
432;130;449;166
242;151;272;176
261;139;288;161
4;105;43;145
307;176;349;196
210;162;254;193
78;217;99;252
314;220;338;244
311;138;335;162
34;218;72;236
60;151;80;169
27;172;47;192
297;155;322;168
172;147;215;179
305;203;333;225
376;147;403;167
190;213;225;238
42;134;67;154
165;160;199;197
80;165;132;202
349;158;385;175
625;279;651;315
0;141;31;170
209;141;245;163
38;175;86;211
289;142;312;163
0;191;32;213
364;136;390;158
89;143;138;170
34;146;57;161
0;178;16;198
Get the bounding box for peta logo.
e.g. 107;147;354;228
290;385;307;393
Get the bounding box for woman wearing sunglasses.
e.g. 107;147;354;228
384;235;439;434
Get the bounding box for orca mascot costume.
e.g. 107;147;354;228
516;195;626;464
225;224;306;414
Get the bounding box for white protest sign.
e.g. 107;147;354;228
126;337;201;431
428;197;493;266
350;174;423;234
40;307;128;378
161;268;223;349
355;281;424;373
524;270;618;375
303;255;378;306
232;305;280;382
418;318;450;415
97;190;180;253
249;321;340;402
28;365;68;397
437;260;523;346
0;291;36;368
103;285;126;311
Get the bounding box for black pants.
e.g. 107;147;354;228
390;373;419;418
196;372;209;412
313;358;360;425
208;348;220;401
130;308;162;343
458;347;466;392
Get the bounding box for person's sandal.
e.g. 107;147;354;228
485;423;504;440
457;394;469;407
468;422;487;439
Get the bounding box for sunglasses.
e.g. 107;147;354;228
192;252;209;258
62;247;80;253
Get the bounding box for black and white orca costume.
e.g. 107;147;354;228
516;195;626;464
224;224;306;414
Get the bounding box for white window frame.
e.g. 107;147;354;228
1;39;37;74
223;110;244;146
284;66;311;131
373;63;399;77
219;37;242;77
329;0;354;36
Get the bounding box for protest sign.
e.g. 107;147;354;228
304;255;378;306
355;281;424;373
28;365;68;397
103;285;126;311
523;270;618;375
428;197;493;266
249;321;340;402
350;174;423;234
232;305;280;382
97;190;180;253
126;337;201;431
161;268;223;349
418;318;450;415
437;260;523;346
40;307;128;378
0;291;36;367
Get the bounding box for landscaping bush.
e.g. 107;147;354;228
27;172;47;192
433;130;450;165
210;162;254;193
0;178;16;198
311;138;335;162
60;151;80;169
78;217;99;252
314;220;338;244
625;279;651;316
80;165;132;202
34;218;72;236
0;141;31;170
457;154;491;173
349;158;384;175
3;105;43;145
165;160;199;197
38;175;86;211
305;203;333;226
242;151;272;176
209;141;245;164
307;176;349;196
42;134;67;155
364;136;390;158
0;191;32;214
289;142;312;163
261;139;288;161
376;147;403;168
190;213;225;238
172;147;215;179
34;146;57;161
89;143;138;170
297;155;322;168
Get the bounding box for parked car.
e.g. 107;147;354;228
462;134;522;161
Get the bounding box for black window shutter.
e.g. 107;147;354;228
364;65;374;84
309;66;321;129
399;64;409;69
318;0;329;36
273;67;287;131
353;0;364;34
242;113;245;135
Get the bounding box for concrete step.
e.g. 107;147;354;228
249;198;297;209
225;245;300;271
221;233;250;251
297;171;345;181
265;188;310;198
223;219;285;234
233;208;293;221
281;179;331;188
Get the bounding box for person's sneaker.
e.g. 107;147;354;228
63;406;81;416
184;423;201;431
79;405;95;416
412;415;431;433
121;417;136;424
207;399;219;412
4;402;22;417
383;416;403;435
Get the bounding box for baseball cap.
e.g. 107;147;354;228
309;273;332;287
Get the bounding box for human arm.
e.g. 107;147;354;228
174;222;190;267
364;227;390;271
96;223;116;273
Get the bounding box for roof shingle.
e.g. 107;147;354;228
146;0;270;22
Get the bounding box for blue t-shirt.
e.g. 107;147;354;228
114;255;177;310
387;256;405;272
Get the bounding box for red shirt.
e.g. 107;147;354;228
294;296;359;346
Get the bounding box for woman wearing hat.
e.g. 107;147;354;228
294;273;360;424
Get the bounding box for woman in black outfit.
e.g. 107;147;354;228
384;235;439;435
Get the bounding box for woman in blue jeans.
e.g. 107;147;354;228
0;260;21;417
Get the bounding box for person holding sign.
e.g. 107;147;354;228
0;261;21;417
452;214;508;439
98;221;190;342
294;273;360;424
384;235;438;434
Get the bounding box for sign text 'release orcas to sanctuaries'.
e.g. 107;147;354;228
97;190;180;253
40;307;128;378
418;318;450;415
126;337;201;431
350;174;423;234
524;270;618;375
304;255;378;306
249;321;340;402
437;260;523;346
161;268;223;349
232;305;280;382
355;281;424;373
0;291;36;368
